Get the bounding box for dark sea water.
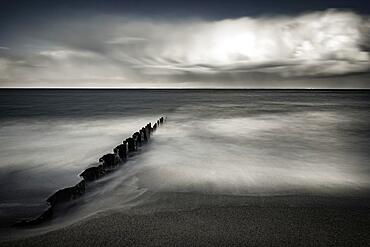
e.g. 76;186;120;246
0;89;370;236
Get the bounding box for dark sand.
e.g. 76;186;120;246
1;194;370;247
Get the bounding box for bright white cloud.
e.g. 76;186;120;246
124;10;369;76
39;49;97;59
0;10;369;87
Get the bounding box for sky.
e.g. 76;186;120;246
0;0;369;88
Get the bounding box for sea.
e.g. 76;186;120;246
0;89;369;237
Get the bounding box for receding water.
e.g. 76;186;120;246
0;89;370;237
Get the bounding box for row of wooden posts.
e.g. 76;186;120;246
18;116;166;226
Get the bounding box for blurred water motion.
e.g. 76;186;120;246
0;89;369;229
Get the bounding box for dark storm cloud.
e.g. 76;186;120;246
0;10;369;88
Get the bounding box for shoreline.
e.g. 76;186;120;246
2;193;370;246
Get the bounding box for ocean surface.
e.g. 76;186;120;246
0;89;370;237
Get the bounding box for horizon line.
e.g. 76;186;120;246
1;87;370;90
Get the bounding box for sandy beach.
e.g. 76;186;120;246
2;194;369;247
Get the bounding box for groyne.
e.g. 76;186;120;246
17;116;166;226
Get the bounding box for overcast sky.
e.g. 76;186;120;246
0;0;369;88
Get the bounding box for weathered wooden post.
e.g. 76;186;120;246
133;132;142;147
99;153;116;169
126;137;136;152
146;123;151;139
80;165;105;182
46;180;86;207
114;142;128;163
139;128;146;142
153;123;157;132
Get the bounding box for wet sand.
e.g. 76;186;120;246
2;195;370;247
